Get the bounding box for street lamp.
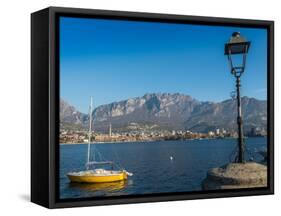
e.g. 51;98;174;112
225;32;251;163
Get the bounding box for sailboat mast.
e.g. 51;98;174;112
87;97;93;168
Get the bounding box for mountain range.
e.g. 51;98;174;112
60;93;267;133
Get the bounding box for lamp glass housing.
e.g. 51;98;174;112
225;32;251;76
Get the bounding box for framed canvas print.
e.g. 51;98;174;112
31;7;274;208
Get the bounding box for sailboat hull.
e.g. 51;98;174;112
67;170;128;183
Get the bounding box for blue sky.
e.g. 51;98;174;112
60;17;267;113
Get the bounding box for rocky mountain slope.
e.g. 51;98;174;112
60;93;267;133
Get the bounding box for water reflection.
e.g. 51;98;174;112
68;180;128;192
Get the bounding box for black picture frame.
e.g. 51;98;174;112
31;6;274;208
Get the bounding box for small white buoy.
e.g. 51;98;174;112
170;156;174;161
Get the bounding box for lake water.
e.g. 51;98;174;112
59;137;266;199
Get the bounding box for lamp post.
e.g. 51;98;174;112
202;33;266;190
225;32;251;163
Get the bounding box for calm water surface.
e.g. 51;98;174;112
59;137;266;199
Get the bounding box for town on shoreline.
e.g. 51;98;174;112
60;127;267;144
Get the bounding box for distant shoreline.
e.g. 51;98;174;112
59;137;250;145
59;136;266;145
60;139;161;145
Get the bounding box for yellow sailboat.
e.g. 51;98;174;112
67;97;133;183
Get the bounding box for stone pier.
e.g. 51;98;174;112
202;162;267;190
